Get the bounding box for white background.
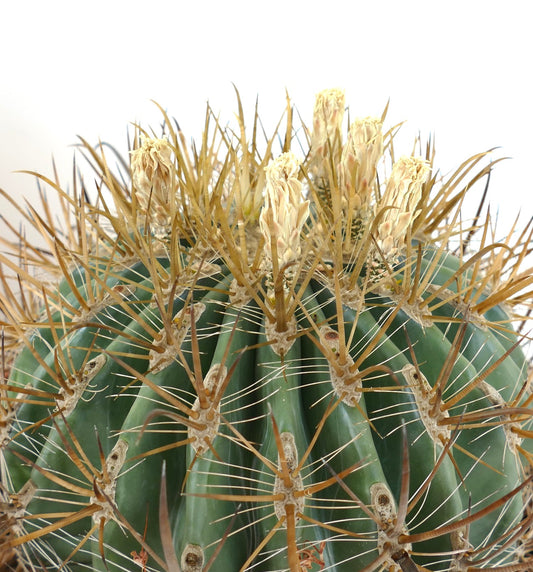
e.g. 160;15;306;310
0;0;531;241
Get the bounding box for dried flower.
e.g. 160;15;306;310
259;153;309;271
310;89;345;159
340;116;383;214
309;89;345;192
375;156;430;259
130;137;176;236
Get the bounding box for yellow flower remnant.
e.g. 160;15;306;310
340;116;383;214
309;88;345;191
130;137;176;238
339;116;384;249
375;156;430;262
259;152;309;276
259;152;308;355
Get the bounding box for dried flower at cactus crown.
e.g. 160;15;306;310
130;137;176;232
339;116;384;212
259;152;310;272
310;88;346;161
375;155;431;259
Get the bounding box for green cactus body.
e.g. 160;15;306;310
1;90;532;571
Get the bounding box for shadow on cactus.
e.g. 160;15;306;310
1;88;533;571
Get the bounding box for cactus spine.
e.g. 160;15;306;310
1;89;533;571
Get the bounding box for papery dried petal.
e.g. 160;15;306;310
310;88;346;161
375;156;430;259
340;116;383;213
259;153;309;270
130;137;176;236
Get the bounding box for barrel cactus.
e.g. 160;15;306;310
1;89;533;571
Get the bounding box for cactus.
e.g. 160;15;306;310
1;89;533;571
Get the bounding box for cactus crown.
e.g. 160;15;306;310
1;89;533;571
